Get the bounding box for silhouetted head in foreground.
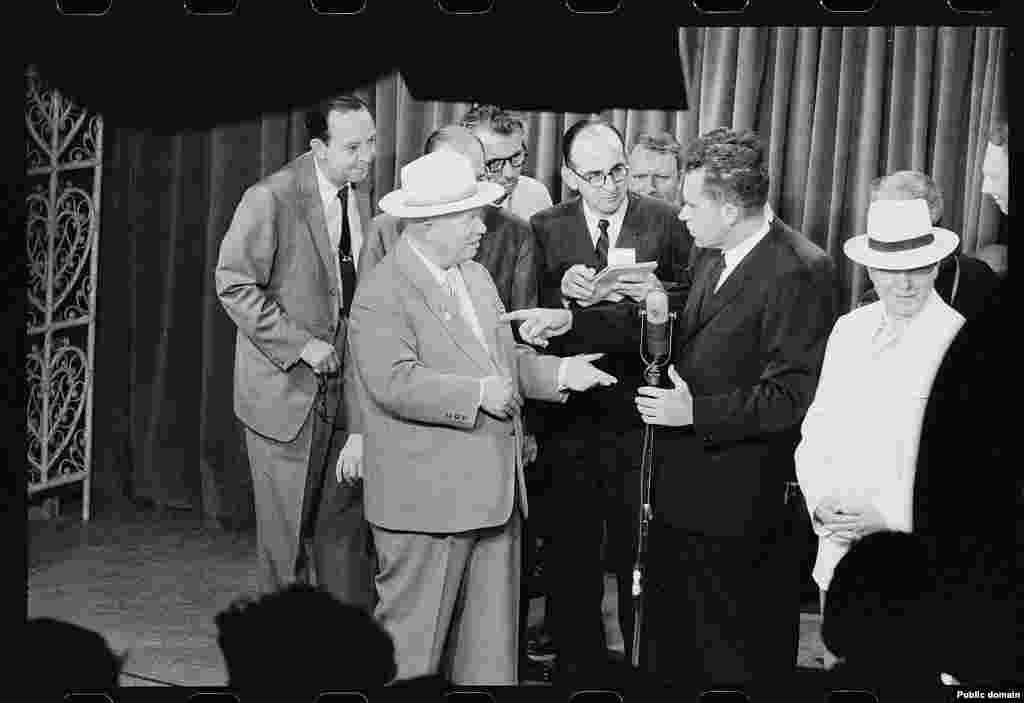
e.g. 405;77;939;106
26;617;123;700
823;531;942;690
216;584;397;698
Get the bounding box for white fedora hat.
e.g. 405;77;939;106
844;198;959;270
378;150;504;219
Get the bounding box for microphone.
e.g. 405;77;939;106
644;289;671;364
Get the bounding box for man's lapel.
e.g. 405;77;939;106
294;153;340;299
567;198;595;255
615;193;644;253
395;238;493;374
353;185;374;276
679;227;776;348
462;263;506;372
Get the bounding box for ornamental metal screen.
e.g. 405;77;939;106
25;65;103;520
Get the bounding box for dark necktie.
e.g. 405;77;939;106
696;249;726;317
337;186;357;318
595;219;610;269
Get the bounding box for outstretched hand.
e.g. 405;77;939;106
500;308;573;347
562;353;618;391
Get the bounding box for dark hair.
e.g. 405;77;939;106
216;584;396;695
26;618;123;697
683;127;769;212
822;531;937;663
423;123;485;157
562;117;626;169
305;94;371;144
630;130;682;166
460;104;527;138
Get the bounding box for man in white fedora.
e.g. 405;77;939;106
795;198;965;669
347;149;617;685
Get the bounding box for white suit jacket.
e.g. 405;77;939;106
795;290;964;590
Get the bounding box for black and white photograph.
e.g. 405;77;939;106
16;3;1014;702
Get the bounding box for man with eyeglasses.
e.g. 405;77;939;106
460;105;553;222
525;117;692;686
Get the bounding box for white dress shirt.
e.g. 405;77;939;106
581;196;629;250
314;156;364;291
714;209;772;292
794;290;965;591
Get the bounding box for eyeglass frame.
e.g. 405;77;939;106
484;147;528;175
567;161;630;189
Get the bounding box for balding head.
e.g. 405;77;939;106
871;170;944;226
423;124;486;179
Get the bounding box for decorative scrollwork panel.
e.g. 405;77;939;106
25;65;103;520
52;184;95;324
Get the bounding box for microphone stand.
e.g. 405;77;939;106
631;307;675;669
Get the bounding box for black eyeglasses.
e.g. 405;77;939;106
485;149;527;175
569;163;630;188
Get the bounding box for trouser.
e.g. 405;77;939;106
372;513;522;685
244;411;317;595
640;514;802;700
546;427;643;680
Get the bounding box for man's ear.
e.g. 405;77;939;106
721;200;741;226
310;138;326;157
561;165;578;192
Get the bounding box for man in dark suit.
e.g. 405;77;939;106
859;171;1000;322
526;117;692;684
215;95;376;609
632;127;838;698
912;115;1014;686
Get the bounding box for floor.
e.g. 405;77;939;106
27;500;828;689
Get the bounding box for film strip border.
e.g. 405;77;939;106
52;0;1008;16
50;684;1024;703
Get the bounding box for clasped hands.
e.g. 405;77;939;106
813;496;887;544
561;264;661;307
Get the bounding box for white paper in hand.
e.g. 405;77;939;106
607;247;635;267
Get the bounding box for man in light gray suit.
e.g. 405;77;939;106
215;95;376;607
349;149;617;685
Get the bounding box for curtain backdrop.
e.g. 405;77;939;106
88;26;1007;524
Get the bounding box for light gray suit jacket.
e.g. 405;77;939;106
349;236;566;534
215;152;372;443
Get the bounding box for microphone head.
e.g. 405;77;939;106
645;289;669;325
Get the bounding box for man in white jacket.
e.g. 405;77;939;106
795;198;965;667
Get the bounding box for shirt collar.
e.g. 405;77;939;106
721;209;772;268
313;154;349;205
407;237;454;286
581;194;629;236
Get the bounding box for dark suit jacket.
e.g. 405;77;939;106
530;193;693;434
363;204;538;313
652;219;839;538
912;277;1016;683
859;253;1000;322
